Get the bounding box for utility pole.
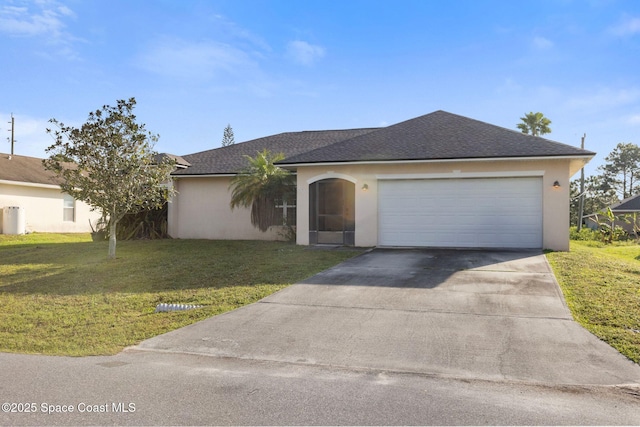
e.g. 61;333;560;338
8;113;15;155
577;133;586;231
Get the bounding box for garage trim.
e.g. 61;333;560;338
376;170;545;180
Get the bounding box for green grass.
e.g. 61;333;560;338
0;233;362;356
546;241;640;363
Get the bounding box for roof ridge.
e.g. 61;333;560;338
174;111;596;175
0;152;45;161
427;111;594;153
181;128;382;158
295;127;381;134
275;127;384;165
277;110;596;165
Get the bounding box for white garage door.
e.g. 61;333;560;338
378;177;542;248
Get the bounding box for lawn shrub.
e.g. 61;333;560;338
569;226;600;241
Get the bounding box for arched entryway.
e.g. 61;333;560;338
309;178;355;245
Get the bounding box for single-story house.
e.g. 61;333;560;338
584;193;640;234
0;153;100;234
168;110;595;251
609;193;640;215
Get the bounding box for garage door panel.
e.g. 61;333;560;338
378;178;542;249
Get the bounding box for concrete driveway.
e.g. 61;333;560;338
135;248;640;386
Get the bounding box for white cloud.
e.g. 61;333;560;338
209;13;271;54
0;0;80;59
627;114;640;125
566;87;640;111
610;15;640;36
531;36;554;50
286;40;325;66
496;77;523;93
137;37;255;80
0;0;74;37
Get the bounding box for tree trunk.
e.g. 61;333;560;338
108;219;117;259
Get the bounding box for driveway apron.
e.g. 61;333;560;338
134;248;640;386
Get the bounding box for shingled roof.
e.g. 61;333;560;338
173;110;594;176
0;153;62;186
610;193;640;212
278;110;595;165
172;128;378;176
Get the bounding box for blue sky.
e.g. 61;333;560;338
1;0;639;176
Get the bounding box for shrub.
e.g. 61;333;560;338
569;226;600;241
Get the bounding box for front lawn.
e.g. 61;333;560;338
0;234;362;356
546;241;640;363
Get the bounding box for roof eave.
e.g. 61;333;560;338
171;172;298;178
170;173;237;178
277;154;595;171
0;179;62;189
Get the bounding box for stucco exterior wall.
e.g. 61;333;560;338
0;182;100;233
168;176;284;240
295;158;574;251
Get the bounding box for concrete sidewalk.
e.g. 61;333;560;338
134;248;640;386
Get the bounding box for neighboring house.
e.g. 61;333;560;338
584;193;640;234
609;193;640;215
168;110;595;251
0;153;101;234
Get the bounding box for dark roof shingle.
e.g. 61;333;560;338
172;128;378;175
173;110;595;175
0;153;62;185
611;193;640;212
278;110;595;165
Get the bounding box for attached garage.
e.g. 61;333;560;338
172;110;595;251
378;177;542;249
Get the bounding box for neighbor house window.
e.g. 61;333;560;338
63;194;75;222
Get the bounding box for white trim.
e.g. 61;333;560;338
281;155;593;168
307;172;357;185
376;170;546;180
174;172;298;179
172;174;236;178
0;179;61;190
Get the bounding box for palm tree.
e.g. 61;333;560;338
516;112;552;137
229;149;295;231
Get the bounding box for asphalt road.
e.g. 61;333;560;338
1;248;639;425
1;351;640;426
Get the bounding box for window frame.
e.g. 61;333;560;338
63;194;76;222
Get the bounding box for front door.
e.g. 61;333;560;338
309;179;355;245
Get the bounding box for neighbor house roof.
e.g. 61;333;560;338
278;111;595;165
172;128;379;176
0;153;62;186
173;110;595;176
154;153;191;168
610;193;640;212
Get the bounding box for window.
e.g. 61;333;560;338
274;197;297;226
63;194;75;222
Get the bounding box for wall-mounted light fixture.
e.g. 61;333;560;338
553;180;560;188
362;183;369;191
